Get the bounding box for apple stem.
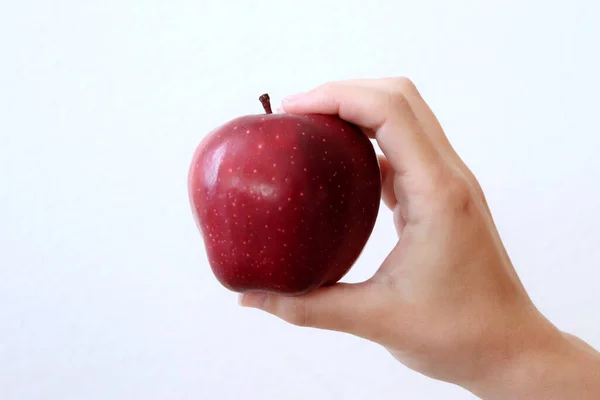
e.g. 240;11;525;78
259;94;273;114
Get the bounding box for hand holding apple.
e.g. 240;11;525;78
238;78;600;400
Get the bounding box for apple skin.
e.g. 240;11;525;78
188;111;381;296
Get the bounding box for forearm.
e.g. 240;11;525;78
467;330;600;400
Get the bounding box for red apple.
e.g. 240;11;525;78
188;94;381;295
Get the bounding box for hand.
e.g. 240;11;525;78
239;78;600;398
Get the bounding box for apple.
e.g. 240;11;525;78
188;94;381;295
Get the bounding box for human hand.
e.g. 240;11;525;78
239;78;600;398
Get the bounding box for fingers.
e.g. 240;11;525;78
287;77;460;166
239;283;387;340
282;77;493;223
282;78;480;185
282;81;442;182
379;155;397;210
378;155;406;235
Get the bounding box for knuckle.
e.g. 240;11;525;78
433;171;475;215
387;90;411;111
471;180;486;201
391;77;417;93
445;181;473;214
463;169;487;203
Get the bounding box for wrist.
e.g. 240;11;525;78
465;317;600;399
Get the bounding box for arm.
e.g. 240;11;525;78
469;330;600;399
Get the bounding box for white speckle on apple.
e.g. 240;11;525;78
325;123;330;127
253;169;257;173
273;163;277;167
246;130;250;134
301;132;305;135
341;128;345;132
233;126;238;130
258;144;263;149
300;192;304;196
278;206;282;211
303;168;307;172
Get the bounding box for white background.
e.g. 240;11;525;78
1;1;599;399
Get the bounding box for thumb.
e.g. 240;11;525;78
239;282;387;339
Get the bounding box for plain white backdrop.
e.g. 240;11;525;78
1;1;599;399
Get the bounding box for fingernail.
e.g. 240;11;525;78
238;292;268;309
283;93;305;103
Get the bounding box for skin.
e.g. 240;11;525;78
238;77;600;399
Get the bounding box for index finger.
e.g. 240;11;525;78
281;79;442;180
